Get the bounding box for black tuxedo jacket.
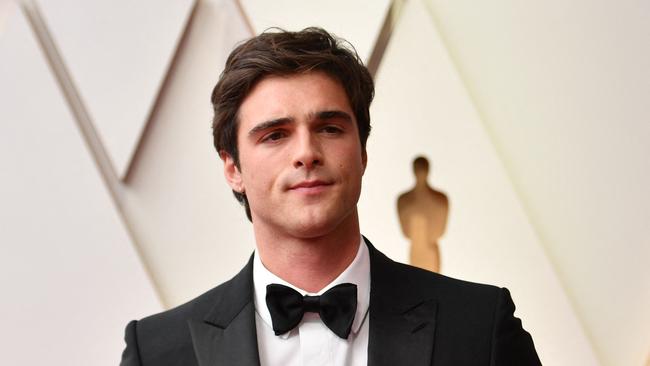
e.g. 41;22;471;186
120;241;541;365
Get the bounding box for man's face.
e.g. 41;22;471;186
222;71;367;239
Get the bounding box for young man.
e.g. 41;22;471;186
120;28;541;366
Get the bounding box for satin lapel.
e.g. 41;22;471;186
189;255;261;366
189;302;259;366
366;240;438;366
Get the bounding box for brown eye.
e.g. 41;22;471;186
261;130;287;143
321;125;343;134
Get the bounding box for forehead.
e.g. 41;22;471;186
237;71;354;127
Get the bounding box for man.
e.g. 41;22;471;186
120;28;541;366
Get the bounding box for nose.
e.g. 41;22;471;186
292;130;323;170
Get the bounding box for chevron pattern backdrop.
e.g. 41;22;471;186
1;1;649;365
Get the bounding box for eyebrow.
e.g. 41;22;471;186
313;110;353;122
248;118;292;137
247;110;353;137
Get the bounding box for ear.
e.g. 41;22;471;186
220;151;245;193
361;149;368;175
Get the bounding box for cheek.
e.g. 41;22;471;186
243;164;277;195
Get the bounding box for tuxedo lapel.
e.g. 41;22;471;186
368;298;438;366
189;256;261;366
366;240;438;366
186;242;438;366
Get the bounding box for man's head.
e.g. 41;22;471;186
211;27;374;221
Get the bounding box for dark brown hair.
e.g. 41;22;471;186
211;27;374;221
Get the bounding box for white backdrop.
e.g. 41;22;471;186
0;5;161;365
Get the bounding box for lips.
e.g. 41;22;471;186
288;180;333;193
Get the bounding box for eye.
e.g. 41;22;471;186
320;125;343;135
260;130;287;143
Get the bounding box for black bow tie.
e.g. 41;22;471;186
265;283;357;339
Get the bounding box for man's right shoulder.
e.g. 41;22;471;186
136;254;255;331
121;257;255;366
120;281;229;366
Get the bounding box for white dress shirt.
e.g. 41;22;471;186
253;237;371;366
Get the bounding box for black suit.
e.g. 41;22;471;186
120;240;541;365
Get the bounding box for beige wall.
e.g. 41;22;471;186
0;4;161;365
362;1;596;364
425;1;650;365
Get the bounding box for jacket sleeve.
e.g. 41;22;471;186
490;288;542;366
120;320;142;366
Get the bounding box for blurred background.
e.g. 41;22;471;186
1;0;648;365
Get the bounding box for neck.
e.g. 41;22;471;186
254;211;361;293
414;179;429;191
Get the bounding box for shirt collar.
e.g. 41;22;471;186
253;236;371;339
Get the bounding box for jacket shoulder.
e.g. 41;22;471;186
397;260;499;299
124;282;228;365
368;244;540;365
369;243;501;306
124;256;254;365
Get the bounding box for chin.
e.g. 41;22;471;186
288;219;337;239
290;208;354;239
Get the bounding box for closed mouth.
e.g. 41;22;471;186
289;180;333;190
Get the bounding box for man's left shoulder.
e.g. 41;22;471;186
368;241;502;306
367;242;541;365
382;255;503;305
